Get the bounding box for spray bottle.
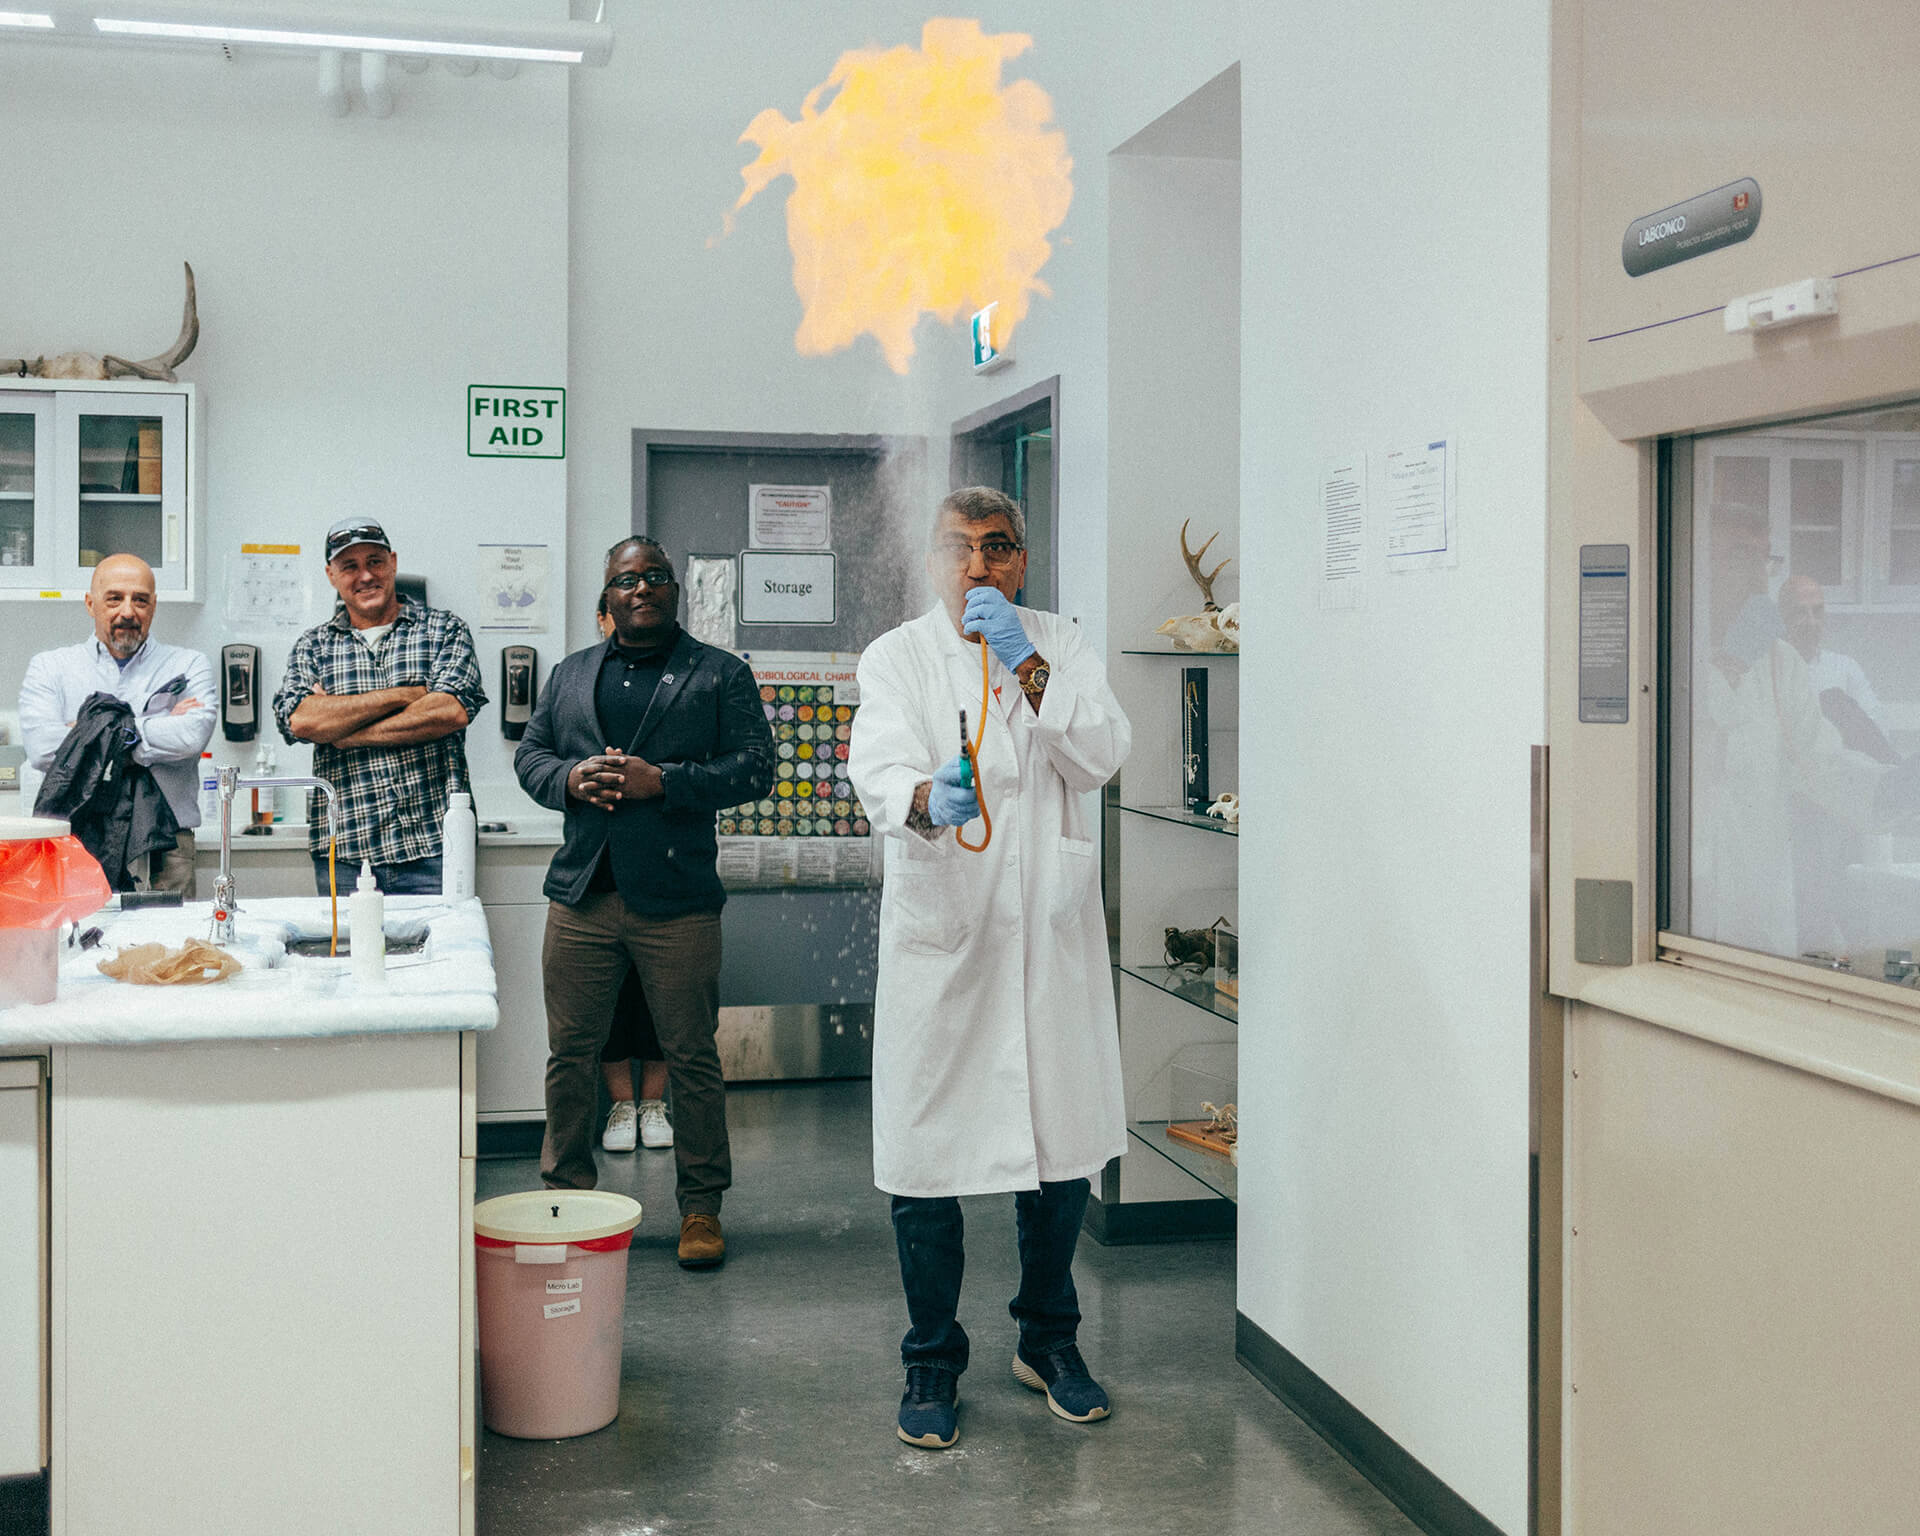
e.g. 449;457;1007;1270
351;861;385;984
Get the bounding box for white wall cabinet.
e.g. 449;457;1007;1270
1700;428;1920;612
0;378;199;600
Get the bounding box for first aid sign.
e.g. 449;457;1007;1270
469;386;566;459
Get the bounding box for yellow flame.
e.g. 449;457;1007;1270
730;18;1072;374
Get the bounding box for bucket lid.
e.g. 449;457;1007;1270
0;815;71;841
474;1190;642;1245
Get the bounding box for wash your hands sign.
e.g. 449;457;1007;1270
469;386;566;459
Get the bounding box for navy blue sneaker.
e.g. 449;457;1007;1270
1012;1341;1111;1423
896;1364;960;1448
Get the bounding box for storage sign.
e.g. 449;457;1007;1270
739;551;836;625
469;385;566;458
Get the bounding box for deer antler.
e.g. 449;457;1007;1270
1179;518;1230;613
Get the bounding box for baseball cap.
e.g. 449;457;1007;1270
324;517;394;563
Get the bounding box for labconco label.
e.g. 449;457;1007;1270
1621;178;1761;277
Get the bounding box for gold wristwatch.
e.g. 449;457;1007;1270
1018;658;1050;696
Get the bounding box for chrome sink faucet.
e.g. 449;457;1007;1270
211;764;339;944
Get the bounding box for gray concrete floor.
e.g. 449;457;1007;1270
476;1081;1422;1536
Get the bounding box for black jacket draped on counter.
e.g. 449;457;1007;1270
513;630;775;914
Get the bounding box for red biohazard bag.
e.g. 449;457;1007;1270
0;827;112;931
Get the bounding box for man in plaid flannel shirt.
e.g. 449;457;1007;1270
273;517;488;894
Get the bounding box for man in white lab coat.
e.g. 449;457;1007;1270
848;485;1130;1451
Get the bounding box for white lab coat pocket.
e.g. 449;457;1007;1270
883;839;974;956
1048;836;1098;927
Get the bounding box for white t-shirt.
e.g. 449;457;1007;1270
353;621;395;649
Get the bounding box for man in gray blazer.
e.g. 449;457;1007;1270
514;536;775;1268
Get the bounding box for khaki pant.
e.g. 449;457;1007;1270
135;829;196;897
539;893;730;1214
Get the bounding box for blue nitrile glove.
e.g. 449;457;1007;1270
927;753;980;826
962;586;1036;670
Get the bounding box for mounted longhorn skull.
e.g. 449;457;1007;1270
2;263;199;382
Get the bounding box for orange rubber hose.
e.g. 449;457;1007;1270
957;637;993;852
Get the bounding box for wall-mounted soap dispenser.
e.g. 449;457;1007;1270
501;645;537;739
221;643;261;742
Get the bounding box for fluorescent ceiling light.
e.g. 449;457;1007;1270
75;3;613;65
94;17;581;63
0;12;57;24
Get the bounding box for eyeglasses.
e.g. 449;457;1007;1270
604;568;675;591
934;538;1023;569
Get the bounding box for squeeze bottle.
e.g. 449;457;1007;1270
441;791;477;898
351;861;385;983
198;752;219;824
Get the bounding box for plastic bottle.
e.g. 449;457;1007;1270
250;741;272;825
441;790;476;899
198;752;219;824
266;746;282;821
351;861;385;983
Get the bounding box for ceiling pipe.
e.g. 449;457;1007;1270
315;45;346;115
359;48;391;116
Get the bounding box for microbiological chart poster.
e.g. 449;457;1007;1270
717;652;877;889
748;484;832;549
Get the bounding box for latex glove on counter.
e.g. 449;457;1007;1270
962;587;1035;671
927;753;980;827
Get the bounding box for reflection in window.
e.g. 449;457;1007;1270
1671;402;1920;988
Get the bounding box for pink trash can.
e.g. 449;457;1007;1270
475;1190;643;1439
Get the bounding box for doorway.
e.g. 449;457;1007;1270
950;376;1059;610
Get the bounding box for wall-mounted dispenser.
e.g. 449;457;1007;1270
221;643;261;742
501;645;537;739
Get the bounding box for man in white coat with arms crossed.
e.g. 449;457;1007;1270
849;485;1131;1450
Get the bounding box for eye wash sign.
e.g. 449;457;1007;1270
469;386;566;458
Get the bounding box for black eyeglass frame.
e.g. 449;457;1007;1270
603;568;677;592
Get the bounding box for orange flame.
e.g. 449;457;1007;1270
730;18;1072;374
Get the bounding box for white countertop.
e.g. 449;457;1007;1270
0;895;498;1048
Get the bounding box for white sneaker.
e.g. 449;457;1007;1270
638;1099;674;1149
602;1099;638;1152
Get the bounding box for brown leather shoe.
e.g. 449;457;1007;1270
677;1212;725;1269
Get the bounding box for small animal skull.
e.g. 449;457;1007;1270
1205;792;1240;825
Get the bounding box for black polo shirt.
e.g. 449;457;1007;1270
586;629;676;895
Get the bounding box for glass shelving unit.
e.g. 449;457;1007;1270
1117;802;1237;836
1118;963;1238;1025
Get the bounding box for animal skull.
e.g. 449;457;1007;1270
3;263;199;382
1205;792;1240;825
1155;601;1240;652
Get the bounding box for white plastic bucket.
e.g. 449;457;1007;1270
0;816;73;1007
474;1190;643;1439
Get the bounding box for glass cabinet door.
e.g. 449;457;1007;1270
1871;438;1920;607
0;395;53;587
56;392;189;592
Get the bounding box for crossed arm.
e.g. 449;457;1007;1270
289;683;470;747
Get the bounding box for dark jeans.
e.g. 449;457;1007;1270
311;853;443;897
539;893;729;1214
891;1178;1091;1376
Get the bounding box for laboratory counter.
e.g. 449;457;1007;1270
0;894;494;1536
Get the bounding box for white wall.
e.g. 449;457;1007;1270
0;23;568;818
564;2;1240;660
1236;4;1551;1531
